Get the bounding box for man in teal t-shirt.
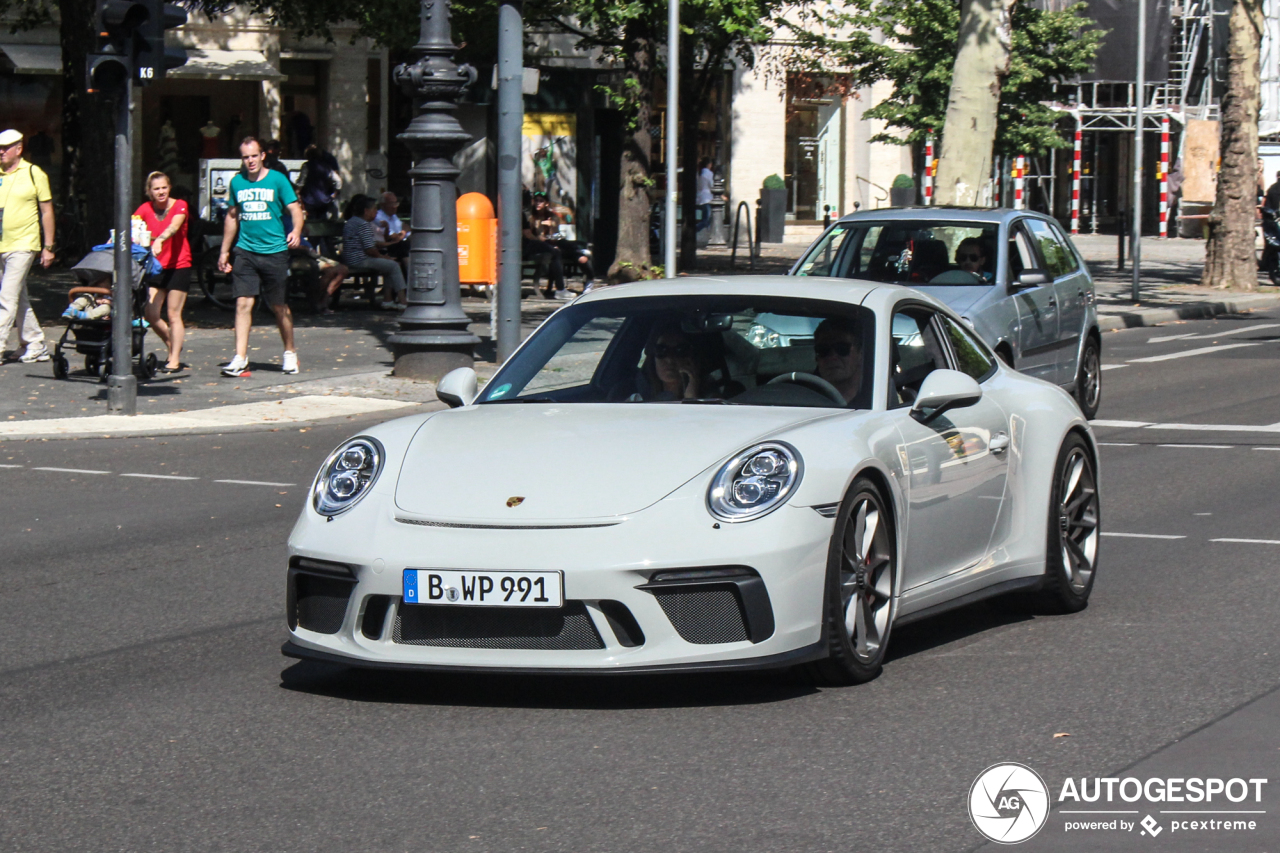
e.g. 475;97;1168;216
217;136;304;377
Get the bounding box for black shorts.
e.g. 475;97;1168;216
231;250;290;306
146;266;192;293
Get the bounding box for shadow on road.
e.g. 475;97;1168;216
279;659;817;709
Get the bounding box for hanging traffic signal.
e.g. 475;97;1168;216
134;0;188;85
87;0;147;91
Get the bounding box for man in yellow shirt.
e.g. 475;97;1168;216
0;129;55;363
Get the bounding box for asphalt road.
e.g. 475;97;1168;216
3;311;1280;853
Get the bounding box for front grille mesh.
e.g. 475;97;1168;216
393;600;604;650
295;574;354;634
652;586;749;644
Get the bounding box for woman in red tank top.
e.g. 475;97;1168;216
135;171;192;372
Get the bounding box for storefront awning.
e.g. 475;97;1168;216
0;44;61;75
169;49;284;82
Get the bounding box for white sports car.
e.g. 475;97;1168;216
283;276;1100;683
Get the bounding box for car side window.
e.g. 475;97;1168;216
1048;222;1081;274
1006;224;1038;282
1025;218;1075;278
941;316;997;382
890;308;949;408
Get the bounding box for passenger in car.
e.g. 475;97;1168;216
639;323;723;401
814;317;864;405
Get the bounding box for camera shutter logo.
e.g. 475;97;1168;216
969;763;1050;844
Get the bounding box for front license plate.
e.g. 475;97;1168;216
402;569;563;608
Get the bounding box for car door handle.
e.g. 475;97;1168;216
1047;296;1057;306
989;432;1010;454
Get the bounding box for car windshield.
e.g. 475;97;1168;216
794;220;999;286
477;295;876;409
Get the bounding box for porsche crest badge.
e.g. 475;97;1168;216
506;496;525;508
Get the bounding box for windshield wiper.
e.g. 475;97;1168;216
680;398;738;405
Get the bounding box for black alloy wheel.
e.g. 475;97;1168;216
1037;433;1100;613
809;476;897;685
1074;336;1101;420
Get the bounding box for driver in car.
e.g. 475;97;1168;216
955;238;993;281
814;317;864;406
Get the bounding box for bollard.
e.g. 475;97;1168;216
1117;210;1126;272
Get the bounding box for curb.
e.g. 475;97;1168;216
0;396;442;442
1098;294;1280;331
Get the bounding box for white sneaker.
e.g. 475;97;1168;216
19;345;50;363
554;289;576;301
221;354;249;377
281;351;299;374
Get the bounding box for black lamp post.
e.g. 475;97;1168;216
390;0;480;381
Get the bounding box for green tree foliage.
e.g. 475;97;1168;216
791;0;1101;157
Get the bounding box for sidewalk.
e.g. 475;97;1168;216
3;230;1276;439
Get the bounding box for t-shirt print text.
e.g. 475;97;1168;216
237;188;277;220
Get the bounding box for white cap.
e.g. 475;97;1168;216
0;129;23;146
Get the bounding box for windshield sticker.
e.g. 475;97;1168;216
489;383;511;399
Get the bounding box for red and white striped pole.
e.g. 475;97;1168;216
924;132;934;205
1014;155;1025;210
1159;115;1170;238
1071;119;1082;234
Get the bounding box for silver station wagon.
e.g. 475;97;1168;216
791;207;1101;418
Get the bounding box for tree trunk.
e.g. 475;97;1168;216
60;0;118;257
1203;0;1264;290
608;27;656;283
933;0;1016;206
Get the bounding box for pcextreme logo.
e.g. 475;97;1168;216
969;763;1051;844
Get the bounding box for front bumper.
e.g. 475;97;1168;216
283;489;835;672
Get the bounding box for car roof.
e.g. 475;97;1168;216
572;274;948;313
833;206;1057;226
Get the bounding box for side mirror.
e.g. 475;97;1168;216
1015;269;1050;288
436;367;478;408
911;369;983;424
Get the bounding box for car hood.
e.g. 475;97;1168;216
908;284;994;316
393;403;835;521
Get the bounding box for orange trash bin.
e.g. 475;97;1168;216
456;192;498;289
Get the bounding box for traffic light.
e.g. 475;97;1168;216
86;0;187;91
87;0;148;91
135;0;188;85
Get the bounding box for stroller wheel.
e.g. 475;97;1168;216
85;353;99;374
144;352;158;379
52;354;69;380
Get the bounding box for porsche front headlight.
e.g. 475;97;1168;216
707;442;802;522
312;436;384;516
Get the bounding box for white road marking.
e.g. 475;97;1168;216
31;467;110;475
1149;323;1280;343
1127;342;1261;363
120;473;200;481
0;463;23;468
1157;443;1234;449
1090;419;1153;428
1253;446;1280;451
214;479;296;487
1210;538;1280;545
1092;420;1280;434
1101;364;1129;371
1101;532;1187;540
1096;442;1138;446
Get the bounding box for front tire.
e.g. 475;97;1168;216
808;477;897;685
1037;433;1100;613
1074;336;1101;419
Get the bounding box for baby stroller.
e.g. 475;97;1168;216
51;245;158;381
